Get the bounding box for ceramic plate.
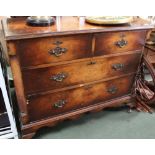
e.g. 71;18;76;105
85;16;133;25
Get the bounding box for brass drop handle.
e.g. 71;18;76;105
115;39;128;48
107;86;118;94
50;72;68;82
115;33;128;48
49;47;67;57
48;40;68;57
112;63;124;71
53;100;67;108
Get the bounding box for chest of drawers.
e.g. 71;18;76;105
1;17;153;138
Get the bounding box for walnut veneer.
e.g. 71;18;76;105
1;16;153;138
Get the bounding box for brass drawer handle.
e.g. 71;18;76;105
49;40;67;57
50;72;68;82
115;39;128;48
112;63;124;71
49;47;67;57
87;61;96;65
115;33;128;48
53;100;67;108
107;86;118;94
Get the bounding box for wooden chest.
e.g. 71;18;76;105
1;17;153;138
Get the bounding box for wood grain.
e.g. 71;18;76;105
1;17;152;138
28;75;134;122
22;53;141;94
14;34;92;67
2;17;153;40
95;30;146;55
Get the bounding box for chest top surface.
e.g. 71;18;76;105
1;16;154;40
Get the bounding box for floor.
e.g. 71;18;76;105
34;107;155;139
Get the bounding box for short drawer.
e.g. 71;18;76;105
22;53;141;94
94;30;146;56
15;34;92;67
27;75;134;122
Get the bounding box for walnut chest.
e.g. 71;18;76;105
1;17;153;138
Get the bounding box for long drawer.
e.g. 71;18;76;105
15;34;92;67
28;75;134;122
22;53;141;94
94;30;146;56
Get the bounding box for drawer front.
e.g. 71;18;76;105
16;34;92;67
94;30;146;56
22;53;141;94
28;75;134;122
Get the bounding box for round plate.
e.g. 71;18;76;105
85;16;133;25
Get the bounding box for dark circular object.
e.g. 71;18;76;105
26;17;55;27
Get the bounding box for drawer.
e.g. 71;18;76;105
15;34;92;67
22;53;141;94
94;30;146;56
28;75;134;122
